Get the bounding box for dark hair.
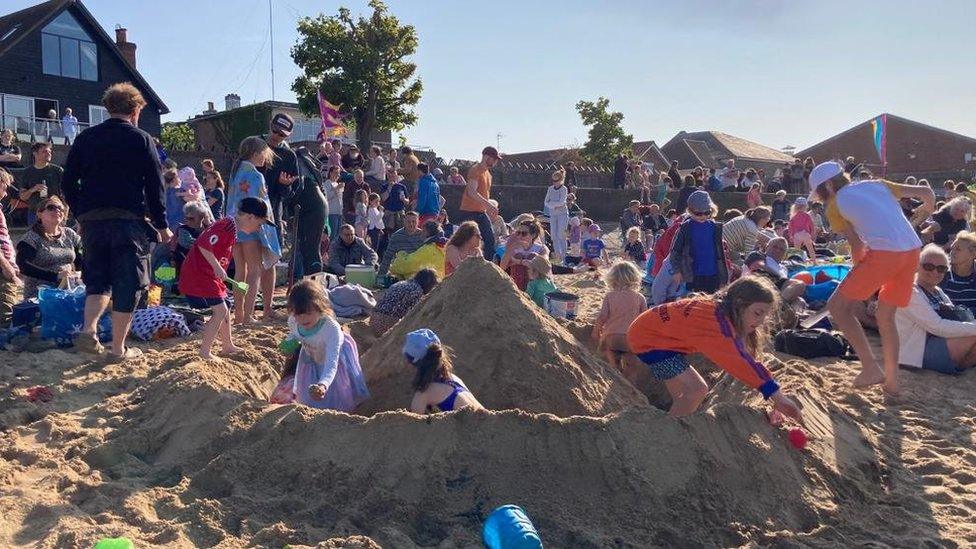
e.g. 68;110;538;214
287;280;332;316
745;206;771;225
955;183;968;193
411;343;454;392
422;219;442;237
31;141;51;155
448;220;480;248
666;209;677;217
400;146;413;155
327;165;340;179
417;162;430;175
683;175;696;188
723;209;742;221
413;268;440;294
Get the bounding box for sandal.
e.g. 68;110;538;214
107;346;143;362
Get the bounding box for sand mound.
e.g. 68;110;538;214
359;259;648;416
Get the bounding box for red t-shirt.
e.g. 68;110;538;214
178;218;236;298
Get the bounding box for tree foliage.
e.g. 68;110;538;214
291;0;422;150
160;122;196;152
575;97;633;169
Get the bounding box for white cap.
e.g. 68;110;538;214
807;161;844;201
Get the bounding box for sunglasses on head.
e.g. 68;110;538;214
921;263;949;274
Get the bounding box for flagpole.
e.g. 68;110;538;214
269;0;276;101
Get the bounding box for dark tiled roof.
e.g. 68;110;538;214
0;0;169;113
797;113;976;158
632;140;670;167
664;130;793;164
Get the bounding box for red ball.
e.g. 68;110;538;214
792;271;814;285
788;428;808;450
815;270;833;284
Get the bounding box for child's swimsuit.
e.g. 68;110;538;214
430;378;469;412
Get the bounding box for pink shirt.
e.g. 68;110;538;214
788;211;815;240
597;289;647;336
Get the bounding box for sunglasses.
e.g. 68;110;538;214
272;129;288;137
691;211;710;217
44;204;65;213
921;263;949;274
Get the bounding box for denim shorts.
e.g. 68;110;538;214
185;295;233;310
637;350;689;380
922;335;962;375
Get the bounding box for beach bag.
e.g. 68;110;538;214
38;285;112;347
388;243;446;280
130;306;191;341
774;328;854;359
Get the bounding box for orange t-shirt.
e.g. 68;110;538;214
626;298;779;398
460;163;491;213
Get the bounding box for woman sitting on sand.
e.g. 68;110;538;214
627;276;804;420
403;328;483;414
445;221;482;276
15;196;81;299
500;219;550;290
894;244;976;374
369;268;439;336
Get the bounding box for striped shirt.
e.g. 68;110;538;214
939;268;976;316
722;215;759;265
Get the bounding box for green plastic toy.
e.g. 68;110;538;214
153;265;176;283
224;277;249;293
93;537;135;549
278;338;301;355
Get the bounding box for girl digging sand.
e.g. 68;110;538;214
593;262;647;377
627;276;804;420
403;328;484;414
277;280;370;411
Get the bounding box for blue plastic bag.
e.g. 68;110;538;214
38;286;112;347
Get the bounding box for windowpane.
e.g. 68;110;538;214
41;33;60;75
60;37;80;78
80;41;97;81
43;11;91;41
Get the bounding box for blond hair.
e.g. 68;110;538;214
102;82;146;115
953;230;976;248
528;255;552;279
604;261;642;291
0;167;12;188
625;226;641;240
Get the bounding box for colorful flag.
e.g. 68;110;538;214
317;90;348;138
870;114;887;173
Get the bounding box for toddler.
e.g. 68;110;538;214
525;255;558;308
593;261;647;374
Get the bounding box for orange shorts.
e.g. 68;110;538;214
837;248;920;307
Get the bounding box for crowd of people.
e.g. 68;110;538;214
1;81;975;421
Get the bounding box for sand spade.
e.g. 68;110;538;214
93;537;134;549
225;278;249;293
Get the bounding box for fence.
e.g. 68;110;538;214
1;114;93;144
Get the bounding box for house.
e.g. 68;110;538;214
660;130;794;175
0;0;168;138
502;140;670;169
188;95;394;153
797;113;976;182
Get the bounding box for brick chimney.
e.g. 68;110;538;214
114;25;137;68
202;101;217;115
225;94;241;111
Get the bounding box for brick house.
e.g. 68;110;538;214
660;130;794;175
0;0;168;138
797;113;976;183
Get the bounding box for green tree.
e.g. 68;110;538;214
291;0;422;151
575;97;633;169
160;122;196;151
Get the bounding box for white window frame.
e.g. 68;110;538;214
88;105;109;125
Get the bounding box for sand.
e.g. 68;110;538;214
1;230;974;547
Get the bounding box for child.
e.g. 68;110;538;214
448;166;466;186
669;190;728;293
525;255;558;308
771;189;790;223
278;280;370;411
665;209;678;227
787;197;817;262
488;199;508;241
0;169;21;324
810;160;934;394
366;192;385;251
353;189;368;238
403;328;483;414
593;262;647;374
178;197;268;359
628;276;804;420
623;226;647;264
772;219;787;238
178;167;205;202
566;216;583;264
581;223;610;268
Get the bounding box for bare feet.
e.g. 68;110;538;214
199;349;214;360
220;344;244;355
882;380;900;397
852;366;885;388
262;310;282;322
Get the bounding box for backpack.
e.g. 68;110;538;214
774;328;855;359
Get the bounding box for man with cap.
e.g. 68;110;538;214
459;146;501;259
809;160;934;395
342;143;367;173
261;113;299;244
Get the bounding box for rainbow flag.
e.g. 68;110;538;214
870;114;887;173
317;91;348;138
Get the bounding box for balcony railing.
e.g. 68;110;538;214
0;114;93;143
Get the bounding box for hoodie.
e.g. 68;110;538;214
415;173;441;216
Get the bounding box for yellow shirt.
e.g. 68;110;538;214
460;163;491;213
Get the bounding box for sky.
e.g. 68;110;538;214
8;0;976;160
